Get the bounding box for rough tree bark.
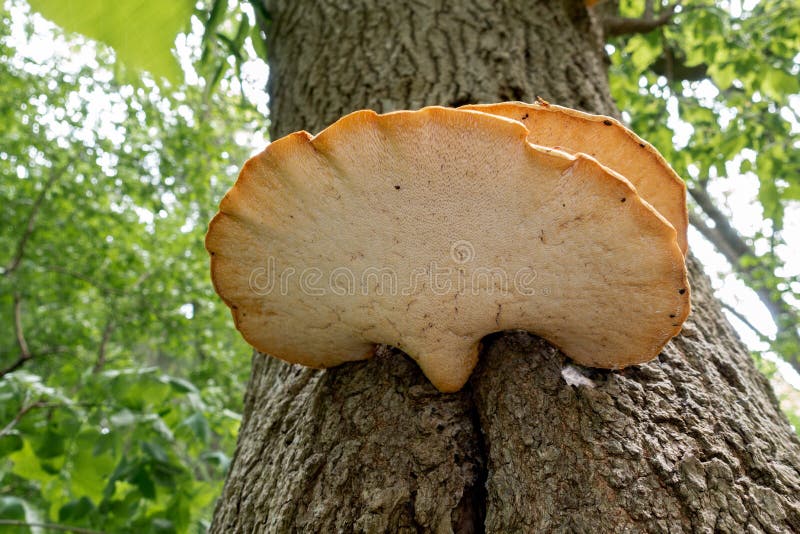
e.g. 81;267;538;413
211;0;800;532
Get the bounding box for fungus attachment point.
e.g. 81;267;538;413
206;105;690;392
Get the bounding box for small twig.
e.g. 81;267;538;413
93;320;115;374
688;186;750;260
689;188;800;373
688;187;796;327
0;347;68;379
13;293;30;360
0;400;47;437
0;400;97;437
604;2;680;37
688;211;742;268
1;294;34;377
1;295;68;378
0;519;106;534
2;165;60;277
644;0;655;19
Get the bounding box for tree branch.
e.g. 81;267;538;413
13;293;30;360
689;188;783;320
0;347;69;379
720;302;770;343
644;0;655;19
1;294;68;378
1;294;34;377
0;400;96;438
651;49;709;82
2;165;60;277
689;186;751;260
688;185;800;371
93;320;115;374
603;2;679;37
687;211;745;270
0;399;47;438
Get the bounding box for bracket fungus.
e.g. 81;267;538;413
461;101;689;254
206;105;690;392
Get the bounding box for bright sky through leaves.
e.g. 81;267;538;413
28;0;195;82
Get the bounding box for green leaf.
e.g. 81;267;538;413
708;63;737;90
625;34;662;72
34;429;65;459
181;412;211;444
151;518;177;533
59;496;94;522
110;409;137;427
165;376;198;394
9;439;57;483
784;183;800;200
142;441;169;464
200;450;230;471
0;433;24;455
0;496;26;520
72;432;117;502
130;464;156;499
250;25;268;60
202;0;229;45
233;16;250;52
761;69;800;101
27;0;194;82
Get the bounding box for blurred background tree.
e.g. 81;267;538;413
0;0;798;531
0;1;264;531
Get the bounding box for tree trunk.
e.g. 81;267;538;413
211;1;800;531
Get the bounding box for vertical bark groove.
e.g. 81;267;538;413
211;1;800;532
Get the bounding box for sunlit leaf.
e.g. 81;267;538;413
27;0;194;82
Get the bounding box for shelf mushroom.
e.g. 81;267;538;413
462;101;689;254
206;106;690;392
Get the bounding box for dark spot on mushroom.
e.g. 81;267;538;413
232;305;238;310
669;314;676;318
562;203;566;207
679;288;686;295
639;143;645;148
521;113;529;120
603;120;612;126
621;198;626;203
394;185;401;190
210;251;215;256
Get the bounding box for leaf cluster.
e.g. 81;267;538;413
0;2;264;530
608;0;800;368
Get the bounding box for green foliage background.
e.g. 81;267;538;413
609;0;800;363
0;1;262;531
0;0;798;532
